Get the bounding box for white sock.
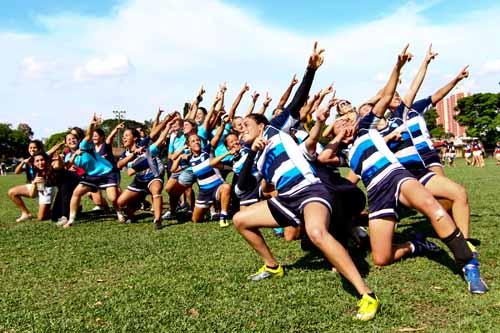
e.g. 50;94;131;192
409;242;416;254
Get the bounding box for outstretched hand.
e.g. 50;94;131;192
291;74;298;85
456;65;469;81
251;91;260;102
251;136;269;152
263;92;272;107
316;105;331;122
308;41;325;70
397;44;413;67
425;43;438;64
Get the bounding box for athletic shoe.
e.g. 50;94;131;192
154;219;162;230
211;212;220;221
16;214;32;223
248;265;284;281
410;235;441;255
355;293;380;321
463;258;488;294
91;206;102;211
177;203;189;213
56;216;68;227
63;221;74;229
116;211;126;224
219;219;230;228
162;211;173;220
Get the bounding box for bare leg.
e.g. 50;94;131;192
148;180;163;221
192;206;208;223
399;179;456;238
65;184;92;227
233;201;281;267
429;165;445;176
8;184;35;218
303;202;371;295
368;217;412;266
218;184;231;213
37;203;51;221
424;175;470;238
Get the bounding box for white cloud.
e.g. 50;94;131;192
21;56;54;79
480;59;500;75
74;55;132;81
1;0;500;137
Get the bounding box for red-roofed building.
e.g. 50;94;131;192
435;92;470;138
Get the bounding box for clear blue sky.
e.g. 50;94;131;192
2;0;498;33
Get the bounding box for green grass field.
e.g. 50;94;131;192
1;160;499;332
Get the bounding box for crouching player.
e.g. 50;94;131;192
172;133;232;227
345;45;487;294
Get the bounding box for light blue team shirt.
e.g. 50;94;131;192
65;139;113;176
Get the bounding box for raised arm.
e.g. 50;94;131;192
244;91;260;117
283;41;324;119
210;113;228;148
152;108;164;132
301;93;321;123
227;83;250;121
106;122;125;145
85;114;101;141
402;44;437;107
256;92;272;115
203;92;223;132
46;141;65;157
431;66;469;105
303;102;331;155
372;44;412;118
277;74;299;109
186;85;205;120
209;147;237;168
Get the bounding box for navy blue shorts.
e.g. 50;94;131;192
409;168;436;185
421;150;442;168
80;172;119;192
367;168;414;220
267;183;332;227
195;185;222;208
236;184;261;207
128;176;164;194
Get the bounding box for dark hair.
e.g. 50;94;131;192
246;113;269;126
93;128;105;138
28;140;45;152
187;133;200;143
126;128;141;139
184;119;198;131
197;107;207;115
224;131;239;147
70;127;85;140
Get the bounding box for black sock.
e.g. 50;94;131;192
441;228;473;267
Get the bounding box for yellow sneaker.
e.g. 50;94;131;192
219;220;230;228
355;293;380;321
248;264;284;281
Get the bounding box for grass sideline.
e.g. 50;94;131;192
0;160;499;332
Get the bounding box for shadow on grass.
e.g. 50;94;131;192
285;244;372;298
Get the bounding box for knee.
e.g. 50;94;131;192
306;226;327;246
233;211;244;230
455;184;468;203
372;253;393;267
221;184;231;194
7;188;16;198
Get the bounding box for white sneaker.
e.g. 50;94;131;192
92;206;102;211
56;216;68;227
162;211;172;220
117;212;126;223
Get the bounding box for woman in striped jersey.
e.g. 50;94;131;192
344;45;487;294
380;47;474;246
232;43;381;321
173;133;232;227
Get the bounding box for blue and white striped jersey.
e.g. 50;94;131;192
404;97;435;163
255;125;319;195
380;103;426;170
189;145;224;191
120;143;165;182
349;111;404;190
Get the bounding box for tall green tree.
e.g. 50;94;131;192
45;131;68;150
455;93;500;147
423;107;445;139
0;123;32;158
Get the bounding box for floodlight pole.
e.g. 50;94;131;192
112;110;126;148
